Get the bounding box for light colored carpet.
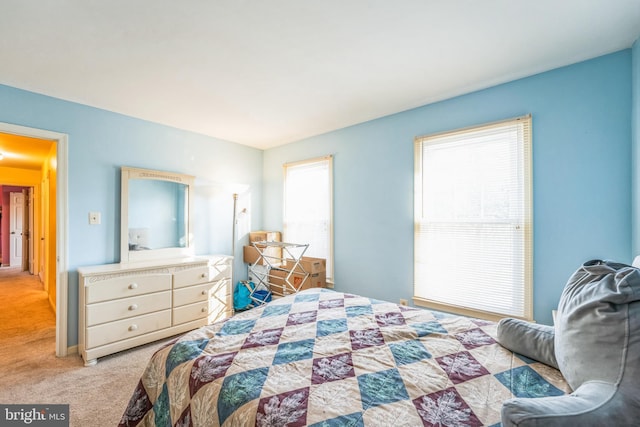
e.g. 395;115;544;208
0;267;174;426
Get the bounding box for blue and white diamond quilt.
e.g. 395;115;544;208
120;289;569;426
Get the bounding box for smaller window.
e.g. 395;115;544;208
283;156;334;281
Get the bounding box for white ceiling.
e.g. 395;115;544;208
1;1;639;150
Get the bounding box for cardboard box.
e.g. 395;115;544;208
249;231;281;243
284;256;326;274
243;245;283;266
243;245;261;264
269;269;326;296
307;271;327;288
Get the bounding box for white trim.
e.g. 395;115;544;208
283;155;333;168
327;156;334;283
57;134;69;356
0;122;69;357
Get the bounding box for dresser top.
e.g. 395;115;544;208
78;255;231;276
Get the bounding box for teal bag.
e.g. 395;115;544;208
233;281;254;311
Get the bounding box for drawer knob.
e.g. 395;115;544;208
201;273;207;278
128;283;138;290
128;324;138;332
201;290;208;295
201;307;207;313
129;304;138;311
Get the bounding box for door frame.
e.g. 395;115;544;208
0;121;68;357
27;187;34;274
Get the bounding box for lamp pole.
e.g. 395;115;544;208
231;193;238;301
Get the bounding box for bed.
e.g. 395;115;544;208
119;288;570;426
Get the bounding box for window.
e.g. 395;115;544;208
413;115;532;321
283;156;333;281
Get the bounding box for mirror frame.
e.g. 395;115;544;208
120;166;195;263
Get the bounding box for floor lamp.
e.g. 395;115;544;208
231;193;239;296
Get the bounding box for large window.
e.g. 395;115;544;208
414;116;532;321
283;156;333;281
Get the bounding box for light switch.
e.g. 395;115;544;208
89;212;101;225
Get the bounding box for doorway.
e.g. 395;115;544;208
0;122;68;357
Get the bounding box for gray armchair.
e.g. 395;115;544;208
497;260;640;426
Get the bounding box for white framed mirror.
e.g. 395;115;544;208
120;166;195;263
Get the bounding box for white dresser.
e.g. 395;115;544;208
78;255;232;366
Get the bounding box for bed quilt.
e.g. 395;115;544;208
119;288;570;426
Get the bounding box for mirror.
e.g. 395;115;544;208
121;167;195;263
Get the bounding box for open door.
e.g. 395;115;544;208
9;192;24;268
40;176;47;285
24;188;32;273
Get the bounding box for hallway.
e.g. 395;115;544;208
0;266;57;383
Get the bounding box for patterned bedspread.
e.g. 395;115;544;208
119;289;570;427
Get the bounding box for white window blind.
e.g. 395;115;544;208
283;156;333;280
414;116;532;320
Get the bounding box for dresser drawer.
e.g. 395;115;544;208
210;260;232;282
210;279;231;305
173;265;210;288
208;295;232;324
173;282;211;307
86;291;171;326
173;278;230;307
85;273;172;304
86;310;171;348
173;301;209;325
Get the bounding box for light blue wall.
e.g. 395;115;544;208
264;50;633;325
632;38;640;255
0;84;264;346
